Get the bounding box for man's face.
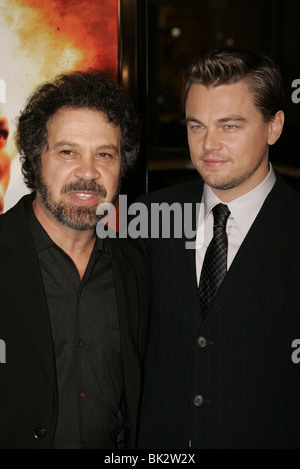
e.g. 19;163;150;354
185;81;284;201
36;107;122;230
0;117;10;213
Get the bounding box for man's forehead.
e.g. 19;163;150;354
186;81;258;115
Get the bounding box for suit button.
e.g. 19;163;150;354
34;427;46;439
197;336;207;347
193;394;204;406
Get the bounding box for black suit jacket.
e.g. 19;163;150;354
138;174;300;449
0;194;149;449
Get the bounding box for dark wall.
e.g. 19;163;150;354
145;0;300;192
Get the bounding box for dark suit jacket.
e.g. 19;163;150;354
138;173;300;449
0;194;149;449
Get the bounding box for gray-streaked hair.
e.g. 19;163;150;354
15;69;140;190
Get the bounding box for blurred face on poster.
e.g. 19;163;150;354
0;117;10;213
0;0;118;213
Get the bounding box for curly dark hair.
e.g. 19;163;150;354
15;69;140;190
182;48;284;123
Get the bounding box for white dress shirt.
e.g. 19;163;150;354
195;165;277;282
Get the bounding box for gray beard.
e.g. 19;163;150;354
37;178;120;231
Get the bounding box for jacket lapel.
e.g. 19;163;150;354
172;234;203;324
202;177;289;326
0;196;57;391
108;238;141;357
171;179;204;325
105;236;143;448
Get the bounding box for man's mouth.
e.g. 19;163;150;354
62;181;107;200
73;192;95;200
202;158;229;168
68;190;101;206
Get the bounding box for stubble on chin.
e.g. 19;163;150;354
195;162;235;191
196;152;267;193
202;173;240;191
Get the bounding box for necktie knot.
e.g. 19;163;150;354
212;203;230;228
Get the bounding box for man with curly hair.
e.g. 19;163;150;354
0;70;149;449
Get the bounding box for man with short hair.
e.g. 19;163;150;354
138;49;300;449
0;70;149;449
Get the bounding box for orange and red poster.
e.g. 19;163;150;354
0;0;119;213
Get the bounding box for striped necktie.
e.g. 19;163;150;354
199;203;230;315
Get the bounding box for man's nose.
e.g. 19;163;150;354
202;129;222;152
75;157;100;180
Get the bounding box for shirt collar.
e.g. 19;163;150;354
202;164;276;236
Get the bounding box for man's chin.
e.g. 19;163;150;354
59;204;102;230
201;174;232;190
58;213;100;231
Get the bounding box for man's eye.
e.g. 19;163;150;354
98;153;113;160
189;124;204;131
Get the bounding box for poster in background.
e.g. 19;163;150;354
0;0;118;213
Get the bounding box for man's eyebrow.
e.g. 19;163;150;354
53;140;80;148
217;115;249;123
185;115;249;125
96;144;120;154
185;117;203;124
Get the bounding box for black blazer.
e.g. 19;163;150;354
0;194;149;449
138;173;300;449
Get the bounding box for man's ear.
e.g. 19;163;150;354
268;110;284;145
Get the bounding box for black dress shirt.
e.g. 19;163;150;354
26;199;123;449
